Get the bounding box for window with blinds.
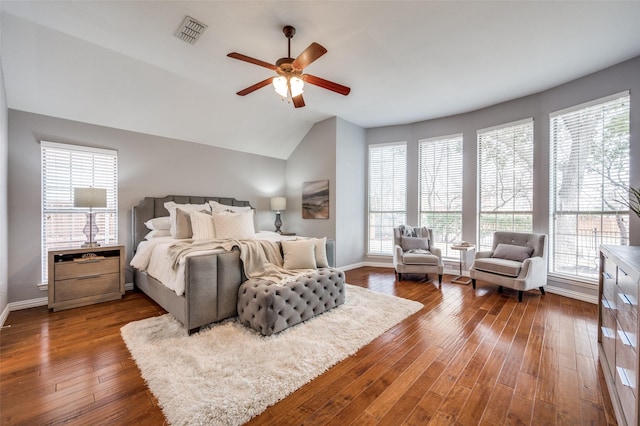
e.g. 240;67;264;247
368;142;407;254
477;119;534;250
41;141;118;283
550;92;630;281
419;134;463;258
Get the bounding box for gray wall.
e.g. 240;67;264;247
285;116;366;267
7;110;287;303
336;118;366;267
286;118;338;240
0;56;8;314
365;55;640;297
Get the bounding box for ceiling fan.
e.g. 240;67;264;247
227;25;351;108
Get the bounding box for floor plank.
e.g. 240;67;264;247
1;267;616;425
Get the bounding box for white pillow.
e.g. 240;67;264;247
144;216;171;231
313;237;329;268
164;201;211;237
282;239;317;270
144;229;171;240
211;210;256;239
209;200;252;213
190;210;216;240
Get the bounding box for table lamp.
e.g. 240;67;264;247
270;197;286;234
74;187;107;247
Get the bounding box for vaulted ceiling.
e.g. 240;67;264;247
2;1;640;159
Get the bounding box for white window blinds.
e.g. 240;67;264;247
368;142;407;254
41;141;118;283
550;92;630;280
477;119;534;250
419;134;463;258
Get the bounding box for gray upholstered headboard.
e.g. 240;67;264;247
132;195;253;250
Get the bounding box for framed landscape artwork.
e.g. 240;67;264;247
302;180;329;219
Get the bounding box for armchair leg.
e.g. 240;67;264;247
498;286;503;294
518;291;523;302
438;274;442;289
539;287;545;295
397;273;402;281
471;278;476;289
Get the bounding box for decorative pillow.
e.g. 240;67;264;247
144;216;171;231
189;210;216;240
211;210;256;239
401;236;429;251
313;237;329;268
165;201;211;237
209;200;252;213
173;208;193;239
144;229;171;240
282;239;317;270
492;243;534;262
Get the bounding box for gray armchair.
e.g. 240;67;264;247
470;231;548;302
393;226;443;287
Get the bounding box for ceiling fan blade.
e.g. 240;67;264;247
303;74;351;96
292;94;305;108
236;77;274;96
291;43;327;69
227;52;277;71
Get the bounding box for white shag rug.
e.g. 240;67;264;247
120;284;423;426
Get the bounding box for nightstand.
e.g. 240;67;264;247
48;245;125;311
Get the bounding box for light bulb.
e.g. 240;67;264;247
273;76;288;97
290;77;304;97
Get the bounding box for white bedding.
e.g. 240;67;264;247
130;231;297;296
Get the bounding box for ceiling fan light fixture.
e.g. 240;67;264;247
290;77;304;97
273;76;288;97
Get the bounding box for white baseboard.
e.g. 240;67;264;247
544;285;598;304
1;297;48;327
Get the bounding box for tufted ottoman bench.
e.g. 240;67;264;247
237;268;346;336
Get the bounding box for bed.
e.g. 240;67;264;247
131;195;335;334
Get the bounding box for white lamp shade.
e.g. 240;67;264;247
270;197;286;211
290;77;304;97
74;187;107;208
273;76;288;97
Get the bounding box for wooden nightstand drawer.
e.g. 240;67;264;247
55;257;120;281
54;272;120;303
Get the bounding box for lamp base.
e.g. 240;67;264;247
274;212;282;234
83;211;101;247
81;242;101;248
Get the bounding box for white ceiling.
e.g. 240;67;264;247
2;1;640;160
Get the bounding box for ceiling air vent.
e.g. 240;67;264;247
175;16;208;45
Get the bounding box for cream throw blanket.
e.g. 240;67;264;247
167;239;316;284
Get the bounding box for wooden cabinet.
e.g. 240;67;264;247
599;245;640;426
48;245;125;311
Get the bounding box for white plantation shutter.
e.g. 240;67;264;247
550;92;630;280
477;118;534;250
419;134;463;258
41;141;118;283
368;142;407;254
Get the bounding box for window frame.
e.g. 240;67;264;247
368;141;407;255
477;118;534;251
549;91;630;282
41;141;118;283
418;134;463;258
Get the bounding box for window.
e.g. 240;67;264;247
41;141;118;283
419;134;463;258
368;142;407;254
550;92;630;280
477;119;534;250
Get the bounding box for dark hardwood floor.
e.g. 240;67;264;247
1;267;616;425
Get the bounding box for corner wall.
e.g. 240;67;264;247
286;117;366;267
7;111;286;303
